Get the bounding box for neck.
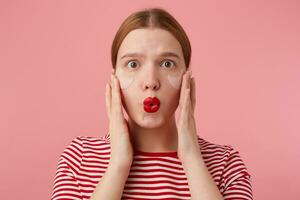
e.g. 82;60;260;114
128;115;178;153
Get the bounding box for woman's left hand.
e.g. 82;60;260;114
176;70;202;162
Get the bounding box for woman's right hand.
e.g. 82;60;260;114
105;69;134;168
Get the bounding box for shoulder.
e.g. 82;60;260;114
197;135;235;170
76;133;111;152
76;133;110;145
197;135;251;185
197;135;233;155
58;133;111;171
197;135;249;168
64;133;110;151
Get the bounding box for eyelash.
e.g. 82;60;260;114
125;59;176;70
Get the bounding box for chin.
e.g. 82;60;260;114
131;113;166;129
142;117;165;129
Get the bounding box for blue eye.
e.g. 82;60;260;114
161;60;176;69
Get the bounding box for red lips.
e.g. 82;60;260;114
143;97;160;113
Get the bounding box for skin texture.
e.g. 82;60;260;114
115;28;186;152
116;71;135;90
97;28;224;199
119;71;183;90
167;69;185;90
118;60;184;91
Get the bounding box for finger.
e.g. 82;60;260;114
183;71;192;115
105;83;111;120
179;70;191;109
191;77;196;112
187;70;191;89
181;88;191;121
179;70;187;107
111;74;124;119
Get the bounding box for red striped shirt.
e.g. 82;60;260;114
51;133;252;199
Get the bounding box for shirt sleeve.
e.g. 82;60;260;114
51;137;84;200
221;146;253;200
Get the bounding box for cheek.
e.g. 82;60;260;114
118;76;135;90
167;74;182;90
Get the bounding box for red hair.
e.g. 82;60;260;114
111;7;192;69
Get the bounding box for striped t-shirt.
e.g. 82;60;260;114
51;133;252;200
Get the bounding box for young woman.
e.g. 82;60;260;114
51;7;252;200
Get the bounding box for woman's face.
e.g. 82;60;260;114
115;28;187;128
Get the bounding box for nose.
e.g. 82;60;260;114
142;66;160;91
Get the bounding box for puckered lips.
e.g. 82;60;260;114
143;96;160;113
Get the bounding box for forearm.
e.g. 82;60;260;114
90;162;131;200
182;148;223;200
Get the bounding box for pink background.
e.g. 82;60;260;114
1;0;299;199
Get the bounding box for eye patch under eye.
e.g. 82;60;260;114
116;67;184;90
167;74;182;90
118;75;135;90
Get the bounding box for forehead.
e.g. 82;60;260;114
117;28;183;58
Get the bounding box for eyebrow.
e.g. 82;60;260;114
120;52;180;60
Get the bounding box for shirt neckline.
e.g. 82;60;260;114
134;150;178;157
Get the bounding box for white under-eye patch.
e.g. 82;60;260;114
116;69;185;90
167;74;182;90
118;76;135;90
167;69;185;90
